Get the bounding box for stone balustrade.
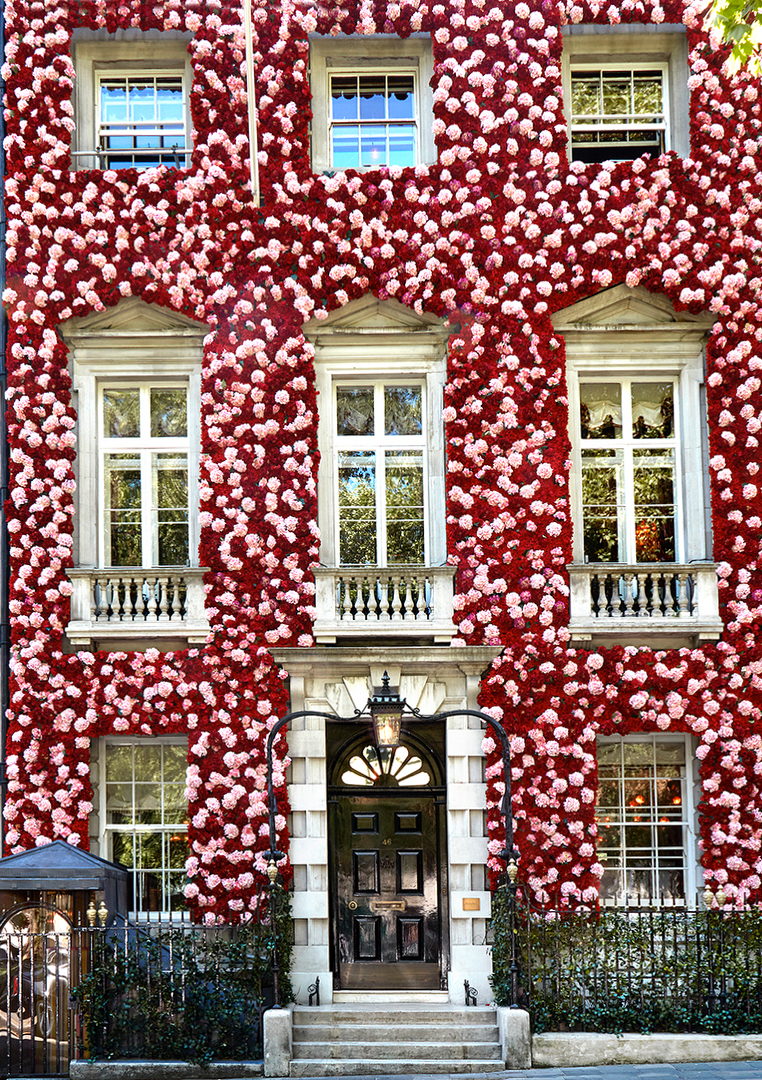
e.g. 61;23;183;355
66;567;209;649
568;562;723;643
313;565;456;643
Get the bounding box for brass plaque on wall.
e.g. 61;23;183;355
462;898;481;911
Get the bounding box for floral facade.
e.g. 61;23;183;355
2;0;762;968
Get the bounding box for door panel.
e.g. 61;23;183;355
333;794;440;990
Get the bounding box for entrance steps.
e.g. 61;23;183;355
289;1004;504;1076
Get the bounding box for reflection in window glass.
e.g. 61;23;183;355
101;385;190;567
330;73;417;169
386;450;424;564
579;379;677;564
570;67;665;164
337;387;374;435
596;737;688;902
106;742;188;914
338;450;377;565
98;74;186;169
335;383;426;566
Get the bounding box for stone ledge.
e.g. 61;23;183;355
70;1061;264;1080
533;1032;762;1067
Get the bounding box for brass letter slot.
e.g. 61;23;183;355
371;900;406;912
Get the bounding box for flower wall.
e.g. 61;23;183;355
2;0;762;917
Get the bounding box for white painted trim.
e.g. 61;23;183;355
596;732;700;903
561;26;690;160
304;297;448;568
61;299;205;573
71;35;193;170
97;735;189;919
309;35;435;173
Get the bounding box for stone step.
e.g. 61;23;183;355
292;1007;497;1026
289;1061;506;1077
293;1024;500;1045
291;1041;502;1061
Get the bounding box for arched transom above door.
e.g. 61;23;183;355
340;743;432;788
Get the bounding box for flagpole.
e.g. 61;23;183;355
243;0;260;206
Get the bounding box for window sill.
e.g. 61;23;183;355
70;149;192;170
568;561;723;644
65;566;209;649
313;565;456;644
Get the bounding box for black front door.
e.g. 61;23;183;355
332;793;442;990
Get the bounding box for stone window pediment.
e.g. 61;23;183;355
554;285;721;647
60;299;208;650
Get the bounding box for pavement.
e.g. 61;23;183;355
291;1067;762;1080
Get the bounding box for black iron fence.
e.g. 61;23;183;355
0;891;292;1077
491;885;762;1034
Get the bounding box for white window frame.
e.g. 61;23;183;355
309;35;435;173
596;733;700;905
334;379;429;567
569;361;703;565
99;381;191;569
568;62;669;163
562;26;690;161
99;736;189;919
575;375;681;564
60;298;204;571
71;31;193;170
327;67;420;171
304;296;448;569
95;68;188;170
554;287;713;567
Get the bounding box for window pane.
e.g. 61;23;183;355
332;125;360;169
596;737;688;902
105;454;142;566
360;126;388;167
389;126;416;167
128;78;155;123
106;744;134;782
385;386;422;436
358;75;387;121
103;389;140;438
386;450;424;564
571;74;600;119
633;73;663;115
388;76;415;119
338;450;377;565
151;388;187;438
580;383;622;439
134;783;163;824
106;784;133;825
601;73;631;117
131;748;161;786
163;784;187;822
632;382;674;439
331;76;358;121
153;453;189;566
156;78;184;124
101;80;128;123
633;451;675;561
337;387;374;435
163;744;188;782
581;450;623;562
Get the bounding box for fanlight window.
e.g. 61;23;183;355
341;744;431;787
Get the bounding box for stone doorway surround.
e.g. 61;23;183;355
270;646;502;1005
